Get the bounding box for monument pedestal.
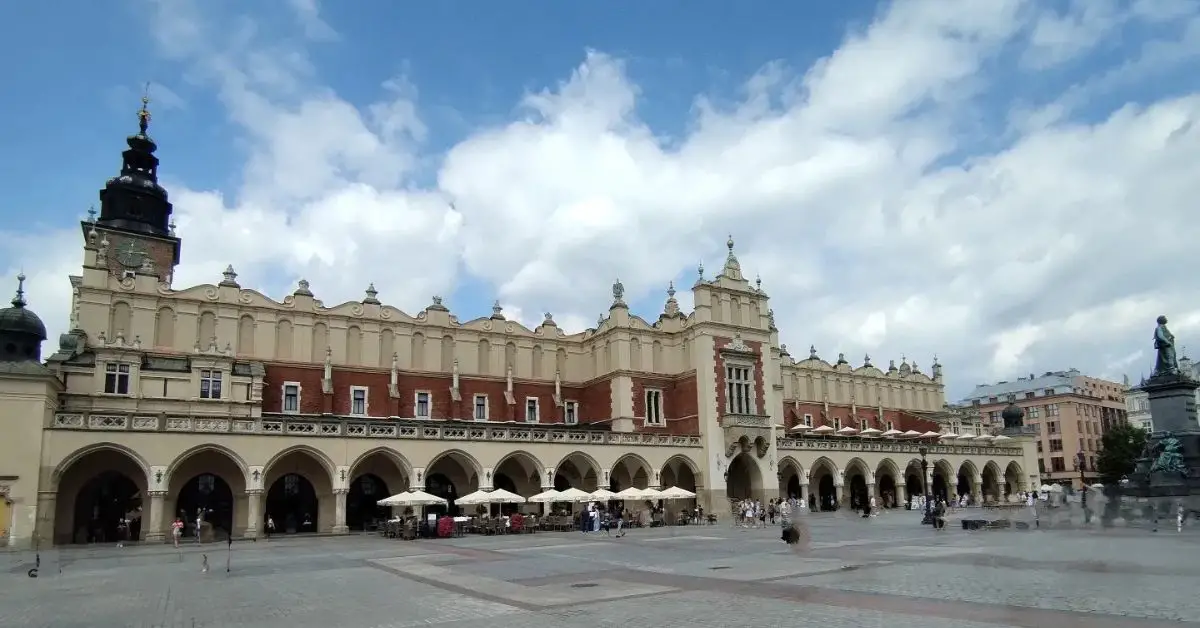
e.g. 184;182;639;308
1125;373;1200;502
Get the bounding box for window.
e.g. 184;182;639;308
414;392;431;418
724;364;754;414
645;389;664;426
1036;441;1043;453
803;413;813;427
1038;459;1046;474
1047;421;1059;434
1046;403;1060;416
886;420;894;431
350;386;368;416
1044;388;1056;396
104;362;131;395
1024;392;1035;399
1028;406;1040;419
1051;457;1066;472
565;401;579;425
834;417;842;431
282;382;301;413
473;394;489;421
1049;439;1063;452
525;397;539;423
199;369;222;399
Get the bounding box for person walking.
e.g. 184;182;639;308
171;517;184;548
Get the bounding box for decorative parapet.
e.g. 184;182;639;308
51;412;702;448
720;413;771;429
776;436;1022;457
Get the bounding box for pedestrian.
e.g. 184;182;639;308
201;554;209;574
171;517;184;548
265;515;275;539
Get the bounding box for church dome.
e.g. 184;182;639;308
0;274;47;362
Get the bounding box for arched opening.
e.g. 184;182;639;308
981;462;1002;503
425;451;481;516
347;474;389;531
176;474;235;540
263;448;333;534
848;475;868;510
494;452;542;515
956;463;974;503
1004;461;1024;495
724;453;761;500
267;474;318;534
54;447;148;544
931;472;948;503
166;446;247;540
347;449;408;528
877;475;896;508
809;459;838;511
610;454;653;491
660;455;699;495
553;452;599;492
778;459;803;500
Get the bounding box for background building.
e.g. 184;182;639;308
0;104;1039;548
962;370;1127;488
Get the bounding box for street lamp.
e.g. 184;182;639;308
919;446;931;525
1075;451;1089;523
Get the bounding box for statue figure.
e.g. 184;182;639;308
1154;315;1180;376
1148;434;1189;480
612;278;625;303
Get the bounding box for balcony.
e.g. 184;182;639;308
720;413;774;458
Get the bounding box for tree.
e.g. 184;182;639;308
1095;422;1148;484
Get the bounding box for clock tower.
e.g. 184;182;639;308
83;94;181;283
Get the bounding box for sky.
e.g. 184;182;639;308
1;0;1199;401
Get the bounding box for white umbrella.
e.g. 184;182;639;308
992;434;1011;441
554;487;593;503
615;486;648;499
376;489;447;507
957;434;977;441
657;486;697;499
457;488;526;505
639;487;664;499
860;427;882;436
940;433;960;440
901;430;922;437
920;431;941;438
811;425;835;434
974;434;993;441
528;488;562;503
589;488;618;500
880;428;902;437
788;424;812;433
836;426;859;435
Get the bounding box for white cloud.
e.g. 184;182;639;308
7;0;1200;401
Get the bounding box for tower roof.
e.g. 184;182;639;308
97;91;174;237
0;273;46;342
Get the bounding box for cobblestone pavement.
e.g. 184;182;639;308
1;509;1197;627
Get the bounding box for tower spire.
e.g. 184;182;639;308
12;272;26;308
137;83;152;137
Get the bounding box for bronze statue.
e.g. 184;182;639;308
1154;315;1180;376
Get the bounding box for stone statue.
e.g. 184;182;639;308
1148;434;1189;480
1154;315;1180;377
612;278;625;303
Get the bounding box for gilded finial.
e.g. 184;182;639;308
137;83;152;136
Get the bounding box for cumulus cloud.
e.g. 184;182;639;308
6;0;1200;400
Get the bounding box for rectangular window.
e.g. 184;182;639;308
350;386;368;416
1025;392;1035;399
282;383;300;413
1049;439;1063;452
525;397;539;423
724;364;754;414
1051;457;1066;472
199;369;222;399
834;417;842;431
645;389;664;426
803;413;814;427
1047;403;1059;416
104;362;131;395
886;420;894;431
473;394;489;421
1036;441;1043;452
414;392;431;418
565;401;579;425
1038;459;1047;474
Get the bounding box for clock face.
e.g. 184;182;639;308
115;241;147;268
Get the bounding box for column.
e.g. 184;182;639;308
998;481;1008;503
798;482;809;509
245;490;262;539
332;488;349;535
895;484;907;508
971;479;982;504
866;482;876;508
145;491;167;543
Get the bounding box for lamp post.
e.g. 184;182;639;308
1075;451;1089;524
919;446;931;525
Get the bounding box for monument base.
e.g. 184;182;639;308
1121;373;1200;503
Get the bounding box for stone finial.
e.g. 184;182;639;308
11;273;26;308
721;234;744;280
755;273;762;291
429;295;448;311
809;345;818;360
767;308;776;331
220;264;240;288
697;261;705;281
294;279;313;296
664;281;681;317
169;219;177;237
864;354;872;367
780;344;789;356
363;283;380;304
727;234;735;252
888;359;897;372
87;206;97;223
543;311;556;326
837;352;848;365
491;300;505;319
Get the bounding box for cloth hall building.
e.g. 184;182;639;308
0;104;1039;548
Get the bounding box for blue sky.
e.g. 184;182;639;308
2;0;1200;399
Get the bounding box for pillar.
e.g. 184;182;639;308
245;490;262;539
145;491;167;543
998;481;1008;503
34;491;55;547
895;484;907;507
798;482;808;507
971;479;982;504
866;482;876;507
332;489;349;534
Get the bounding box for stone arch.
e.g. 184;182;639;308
725;452;762;500
903;458;925;506
981;460;1003;503
931;459;954;502
955;459;978;502
237;314;255;356
262;445;337;534
109;301;132;338
660;455;700;493
165;444;248;539
425;449;482;514
843;457;871;510
778;456;804;500
154;306;175;348
52;443;151;544
609;453;654;491
1004;461;1026;494
347;448;411;530
492;450;543;497
809;456;839;511
874;458;901;508
553;451;601;491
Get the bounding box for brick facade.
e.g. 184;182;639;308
630;373;699;435
782;400;941;433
